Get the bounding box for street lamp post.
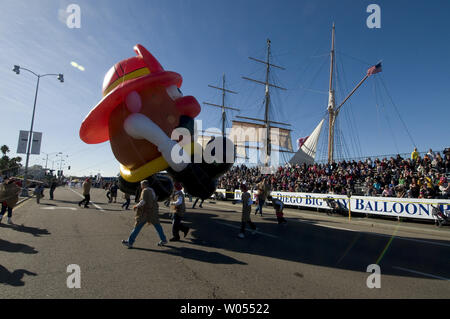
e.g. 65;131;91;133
42;151;60;172
13;65;64;196
55;152;68;177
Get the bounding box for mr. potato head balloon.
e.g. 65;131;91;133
80;44;233;200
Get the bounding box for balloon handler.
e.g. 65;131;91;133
79;44;234;201
267;195;287;225
169;182;189;242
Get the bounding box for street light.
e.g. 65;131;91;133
42;151;60;170
13;65;64;196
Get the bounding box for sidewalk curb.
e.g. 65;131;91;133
16;196;33;206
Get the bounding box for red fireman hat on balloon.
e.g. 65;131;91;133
79;44;201;182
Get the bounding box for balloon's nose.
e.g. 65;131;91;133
175;96;201;118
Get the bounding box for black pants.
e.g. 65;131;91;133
122;199;130;209
192;198;204;208
50;188;55;200
79;194;90;207
1;204;12;218
172;214;188;239
240;220;256;233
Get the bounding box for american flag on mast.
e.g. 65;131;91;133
367;62;382;76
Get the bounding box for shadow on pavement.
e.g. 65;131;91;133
132;245;247;265
0;223;50;237
53;199;82;205
0;239;38;254
0;265;37;287
181;211;450;281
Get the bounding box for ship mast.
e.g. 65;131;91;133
203;74;240;138
326;23;375;164
241;39;288;167
327;23;336;164
264;39;272;163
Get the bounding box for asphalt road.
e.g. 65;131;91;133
1;186;449;298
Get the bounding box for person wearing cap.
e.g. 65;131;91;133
267;195;287;225
0;178;20;225
78;178;92;208
122;180;167;248
169;182;189;242
238;183;257;239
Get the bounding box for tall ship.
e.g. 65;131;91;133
290;23;383;166
200;24;387;170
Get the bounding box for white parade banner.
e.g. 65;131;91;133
349;195;449;220
233;190;450;221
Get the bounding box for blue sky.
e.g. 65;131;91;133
0;0;449;177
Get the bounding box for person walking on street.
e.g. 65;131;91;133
192;197;204;209
78;178;92;208
238;183;257;239
122;180;167;248
268;195;287;224
49;180;57;200
110;182;119;203
106;183;112;203
34;184;44;204
122;193;131;210
169;182;190;242
255;177;270;216
0;178;20;225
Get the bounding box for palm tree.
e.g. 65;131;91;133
1;145;10;156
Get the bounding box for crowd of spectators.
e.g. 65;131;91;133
218;148;450;199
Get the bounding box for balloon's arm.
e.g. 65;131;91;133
123;113;189;172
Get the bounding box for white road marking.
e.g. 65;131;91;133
314;223;356;232
70;189;105;211
368;232;450;248
393;266;450;281
40;207;77;211
214;221;278;239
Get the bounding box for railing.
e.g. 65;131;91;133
315;150;446;164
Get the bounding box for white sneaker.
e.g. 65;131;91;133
121;240;133;249
7;218;13;225
251;228;258;235
238;233;245;239
157;240;167;246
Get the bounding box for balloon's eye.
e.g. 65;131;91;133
166;85;183;100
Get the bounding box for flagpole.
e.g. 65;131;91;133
335;73;369;114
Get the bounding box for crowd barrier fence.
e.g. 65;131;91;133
214;189;450;221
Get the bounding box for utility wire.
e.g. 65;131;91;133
379;76;417;149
